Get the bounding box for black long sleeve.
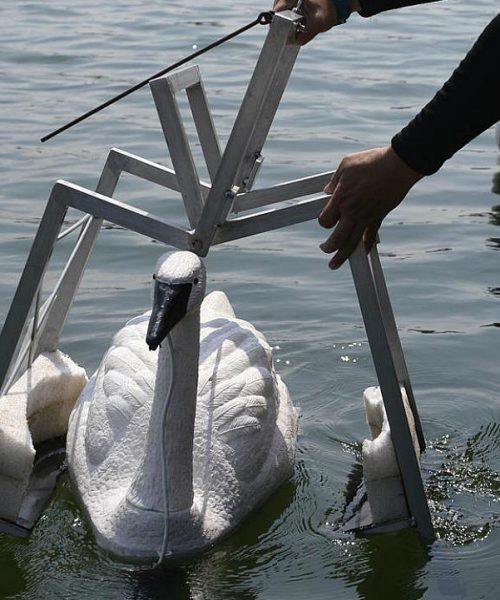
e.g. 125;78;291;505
358;0;440;18
391;14;500;175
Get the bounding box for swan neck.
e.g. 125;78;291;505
131;307;200;514
159;307;200;512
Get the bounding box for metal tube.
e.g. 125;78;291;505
57;215;91;241
348;242;435;541
193;11;302;254
215;195;326;243
233;171;333;212
27;288;42;369
58;181;194;249
369;244;426;451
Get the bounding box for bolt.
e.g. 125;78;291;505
190;238;203;252
224;190;236;201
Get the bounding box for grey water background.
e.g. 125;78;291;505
0;0;499;598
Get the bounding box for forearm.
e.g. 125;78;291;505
357;0;441;18
392;13;500;175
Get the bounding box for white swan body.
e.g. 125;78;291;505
67;252;297;561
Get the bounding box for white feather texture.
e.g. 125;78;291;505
67;251;297;561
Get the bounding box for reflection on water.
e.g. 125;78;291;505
355;532;430;600
427;425;500;546
488;204;500;227
487;199;500;250
492;172;500;196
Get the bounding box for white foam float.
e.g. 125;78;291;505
362;385;420;525
0;351;87;525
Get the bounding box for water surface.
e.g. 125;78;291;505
0;1;499;598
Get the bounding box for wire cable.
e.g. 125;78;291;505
155;332;176;567
41;11;274;143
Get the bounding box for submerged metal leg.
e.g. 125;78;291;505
348;242;435;542
369;244;426;451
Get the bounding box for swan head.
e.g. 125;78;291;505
146;251;206;350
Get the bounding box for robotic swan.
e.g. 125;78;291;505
67;251;298;561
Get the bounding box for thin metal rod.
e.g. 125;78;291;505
57;215;90;241
40;12;273;143
27;288;42;369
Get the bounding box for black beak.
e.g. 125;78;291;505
146;280;192;350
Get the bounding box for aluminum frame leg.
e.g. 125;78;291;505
348;241;435;541
0;191;67;393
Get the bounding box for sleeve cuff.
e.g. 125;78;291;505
391;132;441;176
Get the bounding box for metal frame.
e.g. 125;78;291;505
0;10;434;541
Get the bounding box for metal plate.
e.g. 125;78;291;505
0;437;66;537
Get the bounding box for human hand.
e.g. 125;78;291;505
318;146;424;269
272;1;360;45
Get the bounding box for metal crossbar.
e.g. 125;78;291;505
0;9;435;541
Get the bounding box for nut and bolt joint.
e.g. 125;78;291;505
190;237;203;252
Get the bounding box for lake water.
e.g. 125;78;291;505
0;1;499;598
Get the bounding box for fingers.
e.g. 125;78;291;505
295;28;318;46
328;223;365;270
319;216;354;254
318;169;341;228
272;1;295;10
318;197;340;229
323;168;340;195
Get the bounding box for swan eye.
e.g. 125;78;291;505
193;278;199;285
152;274;156;280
